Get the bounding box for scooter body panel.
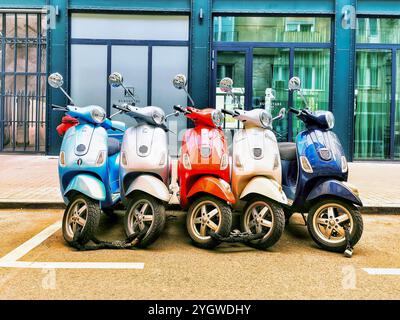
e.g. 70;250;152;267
59;123;120;208
186;175;235;204
178;124;231;209
306;179;363;206
64;174;106;201
240;176;287;204
120;123;169;201
288;128;351;210
125;174;170;202
231;127;282;200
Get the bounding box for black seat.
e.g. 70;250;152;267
108;137;121;156
278;142;297;161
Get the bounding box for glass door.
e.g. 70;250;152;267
355;49;392;159
395;50;400;159
252;48;290;141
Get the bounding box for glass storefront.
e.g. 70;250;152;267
355;17;400;160
213;15;331;141
213;16;331;43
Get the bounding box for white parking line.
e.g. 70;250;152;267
0;261;144;269
0;220;145;270
363;268;400;275
0;220;62;263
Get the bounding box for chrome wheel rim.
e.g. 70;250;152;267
243;201;274;239
127;199;155;234
190;200;222;240
312;203;354;244
65;198;88;238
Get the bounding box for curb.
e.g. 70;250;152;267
0;202;399;214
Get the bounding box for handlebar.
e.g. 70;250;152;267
221;109;235;116
289;107;301;115
173;105;186;113
113;104;131;113
51;104;68;112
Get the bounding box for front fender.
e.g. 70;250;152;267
187;176;236;204
240;177;288;204
64;174;106;201
125;175;170;202
306;180;363;206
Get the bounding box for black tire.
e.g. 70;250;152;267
240;196;285;250
124;193;166;248
62;194;101;245
102;207;115;217
307;198;363;253
186;195;232;249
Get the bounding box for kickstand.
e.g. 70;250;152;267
344;225;353;258
300;213;307;226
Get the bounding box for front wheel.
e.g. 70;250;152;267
62;194;101;245
241;197;285;250
307;198;363;253
186;196;232;249
124;194;166;248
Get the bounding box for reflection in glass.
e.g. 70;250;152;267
355;50;391;159
292;49;330;138
215;51;245;129
252;48;289;141
214;16;331;43
357;18;400;44
395;51;400;159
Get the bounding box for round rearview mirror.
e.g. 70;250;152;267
278;107;286;118
172;74;187;90
219;77;233;93
288;76;301;91
108;72;123;87
48;73;64;89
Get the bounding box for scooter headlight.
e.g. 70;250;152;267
152;110;165;125
259;111;272;129
325;111;335;129
91;107;106;124
211;110;223;127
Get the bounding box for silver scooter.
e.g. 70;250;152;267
220;77;288;249
108;72;178;248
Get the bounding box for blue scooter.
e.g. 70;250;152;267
48;73;126;245
280;76;363;257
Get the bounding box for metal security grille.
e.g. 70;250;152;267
0;12;47;153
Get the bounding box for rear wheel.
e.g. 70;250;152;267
186;195;232;249
124;194;166;248
307;198;363;252
241;197;285;250
62;194;101;245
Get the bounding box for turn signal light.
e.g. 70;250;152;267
341;156;348;173
121;152;128;167
59;151;66;166
235;154;243;168
96;151;106;166
220;153;229;170
300;156;313;173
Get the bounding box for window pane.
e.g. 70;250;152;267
252;47;289;141
213;16;331;43
354;50;391;159
395;51;400;159
215;51;246;129
357;18;400;44
292;48;330;138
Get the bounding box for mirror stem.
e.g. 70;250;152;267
110;110;123;118
59;86;75;105
183;87;195;107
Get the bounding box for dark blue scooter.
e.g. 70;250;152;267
280;76;363;257
48;73;126;246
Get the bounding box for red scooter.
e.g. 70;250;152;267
172;74;235;249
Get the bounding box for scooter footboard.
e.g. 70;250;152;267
306;180;363;206
239;176;288;204
187;176;236;204
125;175;170;202
64;174;106;201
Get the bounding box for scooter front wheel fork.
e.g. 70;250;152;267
186;196;232;249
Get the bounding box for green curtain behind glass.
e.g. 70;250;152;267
395;51;400;159
355;50;391;159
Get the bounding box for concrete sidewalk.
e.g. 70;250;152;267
0;154;399;212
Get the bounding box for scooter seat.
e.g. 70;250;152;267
278;142;297;161
108;137;121;156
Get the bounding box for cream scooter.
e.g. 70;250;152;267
220;78;287;249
